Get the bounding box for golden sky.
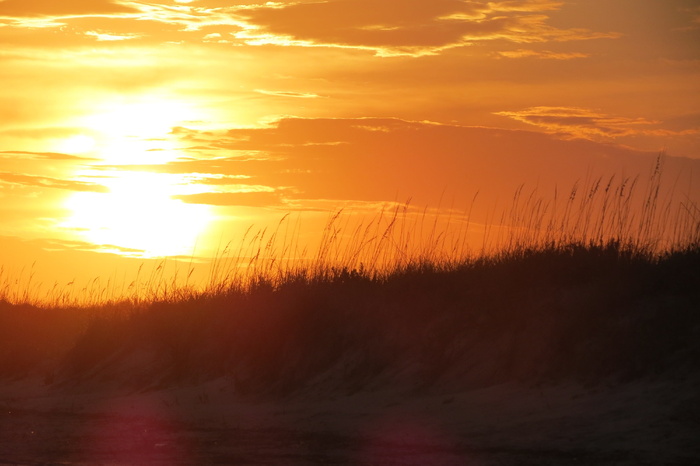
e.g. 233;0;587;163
1;0;699;290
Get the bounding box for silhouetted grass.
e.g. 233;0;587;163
1;155;699;393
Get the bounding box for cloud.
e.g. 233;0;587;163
495;49;589;60
123;2;246;31
0;150;96;161
84;30;142;41
27;236;146;255
255;89;323;99
72;117;698;220
0;0;137;18
0;0;244;45
0;0;619;56
153;117;699;213
0;171;108;192
680;5;700;29
662;112;700;132
231;0;619;56
173;191;282;207
495;106;700;140
487;1;563;12
186;174;253;185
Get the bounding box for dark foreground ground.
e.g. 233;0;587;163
2;374;699;465
2;244;700;464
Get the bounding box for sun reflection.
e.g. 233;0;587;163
62;171;212;258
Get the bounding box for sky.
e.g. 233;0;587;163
1;0;699;297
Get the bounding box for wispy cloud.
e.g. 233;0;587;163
495;49;589;60
496;106;700;141
85;30;142;41
679;5;700;29
25;236;147;255
254;89;323;99
0;0;137;18
0;0;620;57
0;0;245;40
144;117;679;211
0;172;108;193
173;191;282;207
0;150;96;161
229;0;619;56
486;1;563;12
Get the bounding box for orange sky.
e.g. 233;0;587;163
1;0;699;297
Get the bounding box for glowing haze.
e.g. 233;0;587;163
1;0;699;294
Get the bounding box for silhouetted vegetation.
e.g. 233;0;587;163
1;155;699;394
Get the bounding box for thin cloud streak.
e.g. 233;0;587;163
0;0;137;18
495;49;589;60
173;191;283;208
0;150;97;161
254;89;323;99
496;107;700;141
0;171;108;193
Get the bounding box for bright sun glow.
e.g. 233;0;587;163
86;98;191;138
77;96;203;165
59;134;96;154
57;96;218;257
62;171;212;258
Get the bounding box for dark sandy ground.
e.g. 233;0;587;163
3;242;699;464
2;374;699;465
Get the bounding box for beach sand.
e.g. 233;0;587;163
2;373;698;465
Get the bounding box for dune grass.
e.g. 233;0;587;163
1;155;696;307
1;155;699;391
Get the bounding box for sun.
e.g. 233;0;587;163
62;171;212;258
74;95;207;165
59;134;97;154
86;97;192;139
57;95;217;257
